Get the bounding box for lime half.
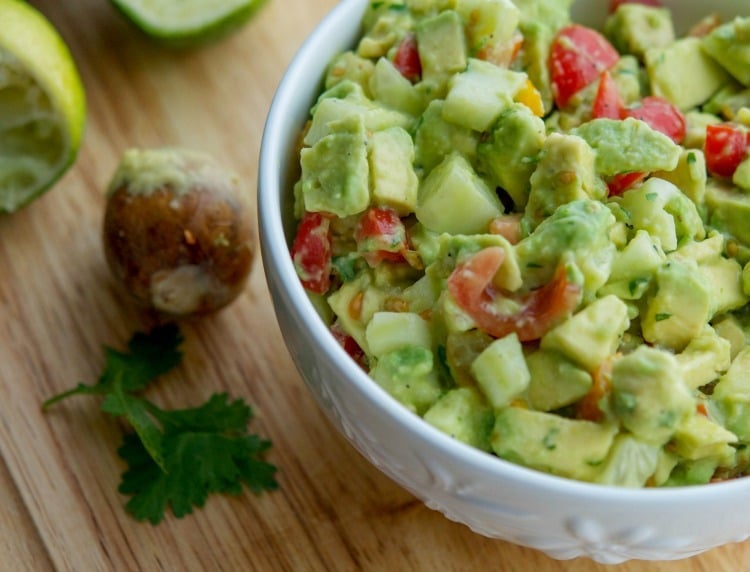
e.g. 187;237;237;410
0;0;86;213
110;0;268;46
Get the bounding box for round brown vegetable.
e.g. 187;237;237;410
103;147;254;317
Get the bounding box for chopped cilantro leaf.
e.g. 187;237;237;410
43;325;277;524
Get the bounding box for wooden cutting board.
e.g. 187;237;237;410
1;0;748;569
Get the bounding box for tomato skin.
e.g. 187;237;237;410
704;123;748;178
607;171;647;197
549;25;619;108
447;247;581;342
393;33;421;83
354;206;408;266
291;212;333;294
331;325;367;369
610;0;661;12
621;96;687;143
592;71;623;120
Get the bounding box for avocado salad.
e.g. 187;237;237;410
289;0;750;487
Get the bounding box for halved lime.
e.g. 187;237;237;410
110;0;268;46
0;0;86;213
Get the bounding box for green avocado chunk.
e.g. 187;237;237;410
604;4;675;60
610;346;694;446
571;117;681;177
424;387;495;451
492;407;617;482
300;116;369;217
645;37;730;110
702;17;750;86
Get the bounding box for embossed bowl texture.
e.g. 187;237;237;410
258;0;750;563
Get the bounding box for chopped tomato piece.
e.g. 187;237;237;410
549;24;619;108
610;0;661;12
488;213;523;244
393;33;421;83
291;211;333;294
704;123;748;178
621;96;687;143
354;206;408;266
475;31;524;68
607;171;647;197
447;247;581;342
576;359;614;422
688;14;722;38
592;71;623;120
331;324;367;369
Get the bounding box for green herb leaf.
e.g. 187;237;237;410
43;326;277;524
118;394;277;524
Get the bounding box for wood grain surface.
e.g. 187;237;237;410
1;0;748;570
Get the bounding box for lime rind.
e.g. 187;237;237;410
0;0;86;213
110;0;269;46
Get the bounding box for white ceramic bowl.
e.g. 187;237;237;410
259;0;750;563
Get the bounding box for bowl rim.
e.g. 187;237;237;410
258;0;750;505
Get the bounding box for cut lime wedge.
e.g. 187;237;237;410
110;0;268;46
0;0;86;213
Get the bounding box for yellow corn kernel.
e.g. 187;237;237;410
516;79;544;117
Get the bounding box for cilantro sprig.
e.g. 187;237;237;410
43;324;277;524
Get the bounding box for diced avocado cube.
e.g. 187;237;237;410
675;326;731;389
700;256;748;317
526;349;592;411
611;346;694;446
515;21;554;114
325;51;375;95
713;314;746;360
618;177;704;252
642;259;712;352
492;407;617;482
416;153;504;234
653;149;707;207
444;329;494;386
604;4;674;60
359;8;413;58
523;133;605;230
713;347;750;401
470;333;530;408
327;270;387;354
651;449;680;486
705;180;750;248
668;233;748;317
541;295;629;372
645;37;730;110
424;387;495;451
671;413;738;461
365;311;432;357
572;118;681;177
459;0;520;59
733;157;750;192
414;99;478;175
369;57;424;117
611;55;643;105
594;434;660;488
416;10;467;96
511;0;572;32
305;81;412;146
442;58;527;132
702;17;750;87
713;348;750;442
515;199;616;296
369;347;442;414
301;118;370;218
608;229;665;284
436;289;477;334
368;127;419;215
477;103;546;210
